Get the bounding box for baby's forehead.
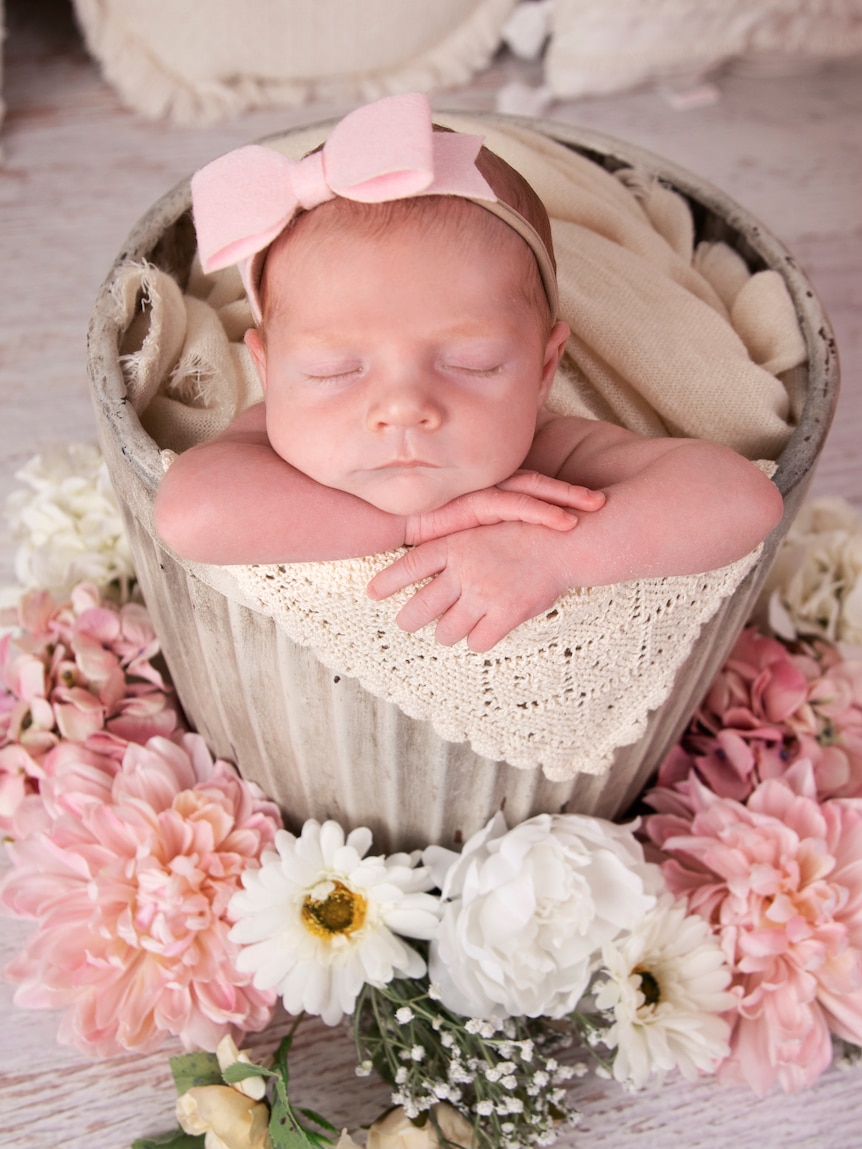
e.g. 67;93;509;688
280;194;514;252
260;195;551;330
264;197;537;293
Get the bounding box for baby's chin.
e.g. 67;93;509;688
349;474;478;518
332;460;518;517
362;489;466;517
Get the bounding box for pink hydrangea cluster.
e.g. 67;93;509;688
655;627;862;808
0;731;283;1057
0;582;182;833
645;761;862;1096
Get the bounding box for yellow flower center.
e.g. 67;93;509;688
302;880;367;939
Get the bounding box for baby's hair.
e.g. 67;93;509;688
470;140;556;275
258;129;556;333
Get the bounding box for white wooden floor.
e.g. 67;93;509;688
1;3;861;1147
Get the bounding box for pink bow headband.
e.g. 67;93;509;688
190;92;559;324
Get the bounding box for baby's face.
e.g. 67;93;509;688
246;210;567;516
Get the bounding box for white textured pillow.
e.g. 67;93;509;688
72;0;518;124
546;0;862;98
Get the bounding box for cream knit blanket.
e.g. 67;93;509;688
116;116;806;778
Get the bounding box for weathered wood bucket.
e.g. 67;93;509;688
86;114;839;852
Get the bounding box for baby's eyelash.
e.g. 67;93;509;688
445;364;503;377
304;368;363;385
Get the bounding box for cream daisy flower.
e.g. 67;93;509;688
594;896;735;1089
228;820;441;1025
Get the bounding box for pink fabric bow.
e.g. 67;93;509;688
191;92;497;277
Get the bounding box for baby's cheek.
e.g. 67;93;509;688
266;411;317;469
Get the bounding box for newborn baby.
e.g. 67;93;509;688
155;93;782;652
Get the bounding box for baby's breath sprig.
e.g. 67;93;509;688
567;1005;617;1081
353;974;581;1149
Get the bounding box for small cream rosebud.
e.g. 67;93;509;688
336;1132;364;1149
176;1084;271;1149
367;1102;474;1148
215;1035;267;1101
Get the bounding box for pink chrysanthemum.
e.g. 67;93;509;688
655;628;862;808
0;582;182;833
0;732;282;1057
645;761;862;1095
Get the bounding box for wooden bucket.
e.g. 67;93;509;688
86;115;839;852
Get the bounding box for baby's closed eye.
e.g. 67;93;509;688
299;361;365;386
442;362;504;377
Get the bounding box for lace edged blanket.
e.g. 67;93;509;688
232;545;763;780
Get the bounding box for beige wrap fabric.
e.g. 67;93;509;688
115;116;805;779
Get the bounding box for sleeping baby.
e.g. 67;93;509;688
154;93;783;652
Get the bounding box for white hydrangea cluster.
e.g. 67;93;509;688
4;442;135;601
757;496;862;645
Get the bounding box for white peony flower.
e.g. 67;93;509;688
756;496;862;646
228;820;441;1026
424;813;662;1020
4;442;135;600
593;895;735;1090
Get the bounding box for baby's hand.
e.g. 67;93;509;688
404;472;604;546
368;522;571;652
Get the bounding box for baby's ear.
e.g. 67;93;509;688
538;321;569;404
244;327;268;392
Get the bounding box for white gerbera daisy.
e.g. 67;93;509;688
594;895;736;1089
228;820;441;1025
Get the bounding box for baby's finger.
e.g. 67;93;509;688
469;489;578;532
434;600;485;647
499;471;606;511
465;615;513;653
396;575;460;634
367;539;447;600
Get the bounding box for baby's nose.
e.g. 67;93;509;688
367;383;442;431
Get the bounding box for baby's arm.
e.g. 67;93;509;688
368;416;784;651
153;404;605;564
526;414;784;580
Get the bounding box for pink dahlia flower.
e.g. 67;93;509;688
646;761;862;1095
0;583;182;832
0;732;282;1057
